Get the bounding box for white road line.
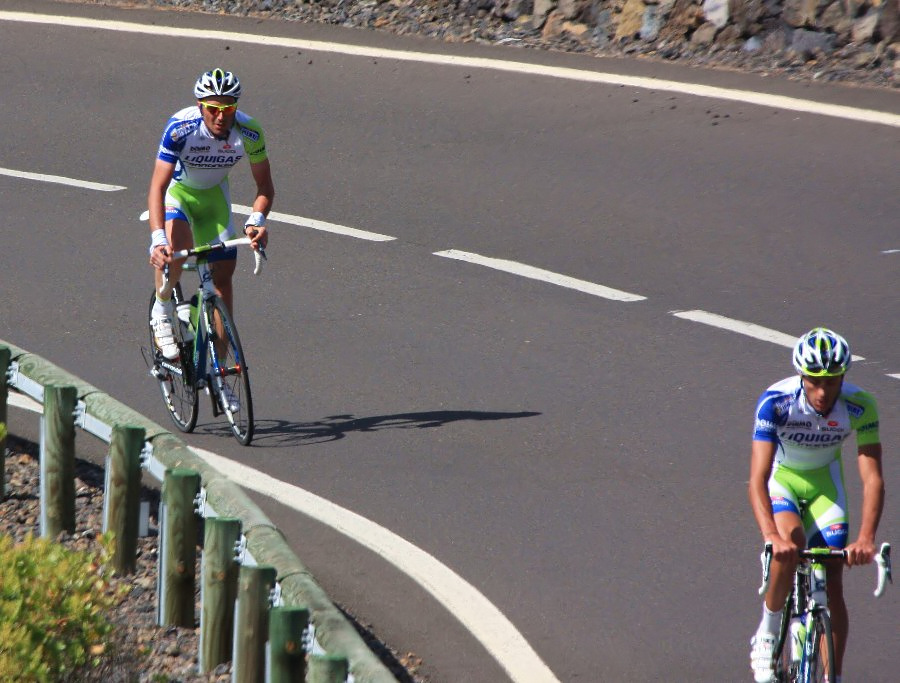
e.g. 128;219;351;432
670;310;866;361
190;447;559;683
435;249;646;302
231;204;396;242
0;166;125;191
882;249;900;254
2;12;899;128
5;390;558;682
887;374;900;380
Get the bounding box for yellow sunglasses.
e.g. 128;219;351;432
200;101;238;115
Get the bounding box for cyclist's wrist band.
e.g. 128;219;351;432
149;228;169;256
244;211;266;229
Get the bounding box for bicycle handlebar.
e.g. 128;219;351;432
758;542;892;597
158;237;265;297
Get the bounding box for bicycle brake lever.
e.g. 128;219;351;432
874;543;892;597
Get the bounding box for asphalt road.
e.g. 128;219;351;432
2;1;898;681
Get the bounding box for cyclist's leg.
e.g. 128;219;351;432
767;470;807;610
806;459;849;677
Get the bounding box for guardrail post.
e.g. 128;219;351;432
41;384;77;538
158;468;200;627
308;654;349;683
1;345;9;499
233;564;277;683
199;516;242;673
268;605;310;682
103;424;144;574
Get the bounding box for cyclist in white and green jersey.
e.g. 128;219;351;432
148;68;274;363
748;328;884;683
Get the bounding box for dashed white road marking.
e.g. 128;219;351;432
231;204;396;242
2;11;899;128
887;374;900;381
0;166;125;191
882;249;900;254
670;310;866;361
435;249;646;302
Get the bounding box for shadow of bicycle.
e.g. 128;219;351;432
200;409;541;447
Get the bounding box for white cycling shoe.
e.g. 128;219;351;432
220;384;240;413
750;633;776;683
151;315;179;360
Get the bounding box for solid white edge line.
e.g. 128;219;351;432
435;249;646;302
0;167;125;191
4;393;558;682
887;374;900;380
670;310;866;361
188;447;560;683
2;12;899;128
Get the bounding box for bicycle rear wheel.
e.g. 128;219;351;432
148;291;198;432
806;611;835;683
205;297;254;445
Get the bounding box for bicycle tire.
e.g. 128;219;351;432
148;290;198;433
806;610;835;683
773;599;796;683
205;296;254;445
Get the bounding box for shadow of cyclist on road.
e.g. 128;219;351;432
215;409;540;447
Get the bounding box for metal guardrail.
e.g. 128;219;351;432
1;339;395;683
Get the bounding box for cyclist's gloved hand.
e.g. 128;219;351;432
766;533;799;563
244;211;268;250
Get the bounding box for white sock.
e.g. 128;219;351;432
757;603;782;637
153;297;172;318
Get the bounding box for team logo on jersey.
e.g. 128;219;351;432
857;421;879;433
755;418;776;432
240;128;260;142
190;145;211;152
783;433;844;445
827;420;839;427
845;401;864;418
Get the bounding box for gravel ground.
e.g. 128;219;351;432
57;0;899;90
1;435;425;682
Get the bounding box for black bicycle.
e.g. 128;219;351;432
143;237;264;445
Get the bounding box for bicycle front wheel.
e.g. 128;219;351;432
773;605;796;683
806;611;835;683
148;291;198;433
205;297;254;445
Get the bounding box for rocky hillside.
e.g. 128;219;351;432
72;0;900;87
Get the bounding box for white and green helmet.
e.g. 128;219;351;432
194;68;242;100
792;327;851;377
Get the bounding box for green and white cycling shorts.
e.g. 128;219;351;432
769;459;848;549
164;180;237;263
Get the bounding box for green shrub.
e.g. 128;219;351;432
0;532;125;682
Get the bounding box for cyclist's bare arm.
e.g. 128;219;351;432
749;440;797;561
846;442;884;566
147;159;177;269
244;158;274;250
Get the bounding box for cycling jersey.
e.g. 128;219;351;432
753;375;880;548
753;375;879;470
157;106;267;189
155;106;267;251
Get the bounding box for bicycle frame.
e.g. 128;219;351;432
759;540;892;682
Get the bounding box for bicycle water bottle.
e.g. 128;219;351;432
811;565;827;606
790;619;806;663
176;301;194;341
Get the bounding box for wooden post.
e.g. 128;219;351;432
41;384;77;538
269;605;310;683
233;564;276;683
308;654;349;683
0;345;8;500
158;468;200;627
103;424;144;574
199;516;241;673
